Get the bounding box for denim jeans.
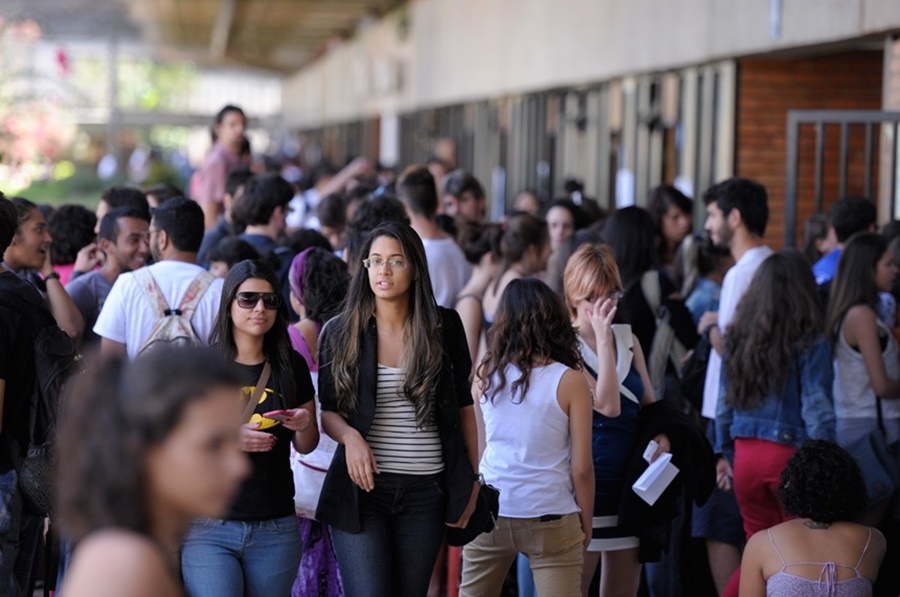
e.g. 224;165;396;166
330;473;446;597
181;514;302;597
0;468;42;597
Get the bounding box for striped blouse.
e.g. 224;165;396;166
368;365;444;475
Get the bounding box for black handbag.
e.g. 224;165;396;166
446;475;500;546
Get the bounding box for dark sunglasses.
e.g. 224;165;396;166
235;292;280;310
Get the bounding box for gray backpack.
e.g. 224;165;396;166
133;268;215;357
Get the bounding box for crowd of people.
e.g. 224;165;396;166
0;103;898;597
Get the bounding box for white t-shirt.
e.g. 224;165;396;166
701;244;773;419
422;237;472;309
93;261;224;361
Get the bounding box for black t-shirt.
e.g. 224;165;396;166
0;272;42;471
228;351;315;521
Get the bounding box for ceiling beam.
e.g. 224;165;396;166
209;0;237;59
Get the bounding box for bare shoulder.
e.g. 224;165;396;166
558;367;589;410
844;304;877;327
62;531;181;597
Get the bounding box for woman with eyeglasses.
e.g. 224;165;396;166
564;243;670;597
181;259;320;597
315;221;480;597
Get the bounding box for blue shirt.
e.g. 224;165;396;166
715;335;836;461
812;248;841;286
685;277;721;327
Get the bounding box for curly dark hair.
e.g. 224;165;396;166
456;220;502;265
289;247;349;324
478;278;581;401
725;249;822;411
778;439;867;523
344;195;410;267
57;348;242;542
48;204;97;265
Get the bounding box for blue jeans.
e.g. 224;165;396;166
0;467;42;597
181;514;302;597
331;473;446;597
516;553;539;597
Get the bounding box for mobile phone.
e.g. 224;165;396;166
264;410;289;422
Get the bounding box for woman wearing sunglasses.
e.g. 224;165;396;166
181;259;320;597
316;221;479;597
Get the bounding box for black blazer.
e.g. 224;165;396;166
315;307;475;533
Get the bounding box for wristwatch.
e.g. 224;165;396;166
44;272;61;282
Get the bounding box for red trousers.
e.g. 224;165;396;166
722;438;797;597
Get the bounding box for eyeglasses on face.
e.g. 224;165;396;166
235;292;280;310
362;258;408;270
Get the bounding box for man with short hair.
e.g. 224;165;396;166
812;196;877;286
397;166;471;308
66;207;150;349
694;177;772;595
234;173;296;305
93;186;151;235
0;192;45;596
94;198;223;361
442;170;486;222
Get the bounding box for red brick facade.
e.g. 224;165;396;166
735;51;884;248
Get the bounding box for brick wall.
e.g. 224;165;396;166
735;51;883;248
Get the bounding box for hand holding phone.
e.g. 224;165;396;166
263;409;289;422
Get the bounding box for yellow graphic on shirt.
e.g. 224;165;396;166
241;385;281;430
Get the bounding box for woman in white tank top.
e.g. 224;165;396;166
826;233;900;521
459;278;594;597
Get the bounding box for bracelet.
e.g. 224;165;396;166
44;272;61;281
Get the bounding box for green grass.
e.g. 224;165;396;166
5;168;121;208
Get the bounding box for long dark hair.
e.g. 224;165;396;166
478;278;581;401
325;221;442;426
826;232;887;346
57;348;242;542
211;259;296;400
602;206;658;290
724;249;822;410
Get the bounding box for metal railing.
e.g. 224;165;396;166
784;110;900;247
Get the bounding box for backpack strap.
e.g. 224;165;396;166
133;268;170;318
640;271;687;398
177;271;215;320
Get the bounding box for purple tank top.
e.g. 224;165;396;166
288;325;317;372
765;527;873;597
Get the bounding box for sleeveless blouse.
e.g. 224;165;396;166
766;527;873;597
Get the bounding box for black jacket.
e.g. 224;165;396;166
315;307;475;533
618;399;716;562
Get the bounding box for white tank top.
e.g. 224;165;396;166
834;317;900;420
479;361;581;518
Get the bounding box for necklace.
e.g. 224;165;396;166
803;520;831;530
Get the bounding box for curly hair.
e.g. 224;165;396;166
724;250;822;411
478;278;581;401
48;204;97;265
778;440;867;523
289;247;349;325
456;220;501;265
57;348;242;542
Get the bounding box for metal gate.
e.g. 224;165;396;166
784;110;900;247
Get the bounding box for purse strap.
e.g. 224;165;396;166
877;394;888;438
242;361;272;423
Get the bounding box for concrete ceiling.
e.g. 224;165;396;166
1;0;403;73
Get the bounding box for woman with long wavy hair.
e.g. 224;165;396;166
717;249;836;541
181;259;319;597
460;278;594;596
315;221;479;597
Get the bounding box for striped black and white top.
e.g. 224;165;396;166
368;365;444;475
